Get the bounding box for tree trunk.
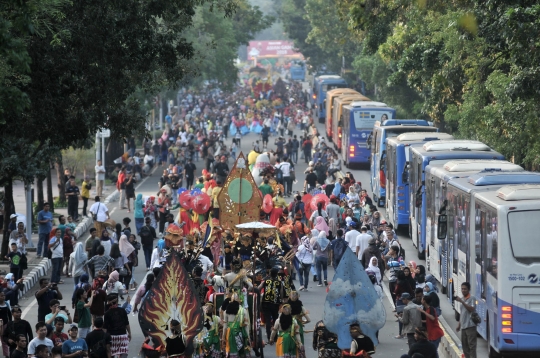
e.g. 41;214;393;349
1;179;14;259
55;160;66;207
36;177;45;212
47;167;54;212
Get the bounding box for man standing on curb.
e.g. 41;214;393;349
37;203;53;258
95;160;106;198
456;282;477;358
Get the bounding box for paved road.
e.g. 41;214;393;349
17;94;488;357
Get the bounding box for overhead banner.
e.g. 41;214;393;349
247;40;303;60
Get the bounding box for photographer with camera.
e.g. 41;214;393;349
45;300;72;325
35;278;63;322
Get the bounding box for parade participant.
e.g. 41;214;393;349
202;303;220;358
221;292;251;358
258;267;283;341
103;294;130;358
289;291;310;344
347;323;375;356
223;258;253;306
165;320;187;357
296;237;313;291
312;321;340;358
269;304;303;358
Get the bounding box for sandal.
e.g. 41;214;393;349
394;335;404;339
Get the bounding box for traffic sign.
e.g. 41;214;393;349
99;129;111;138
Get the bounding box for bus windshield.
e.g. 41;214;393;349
508;210;540;263
322;84;347;92
353;110;393;130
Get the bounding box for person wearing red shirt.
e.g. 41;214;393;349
117;167;126;209
418;295;444;352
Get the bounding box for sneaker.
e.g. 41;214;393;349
313;275;318;282
317;283;323;287
324;280;328;286
299;286;305;291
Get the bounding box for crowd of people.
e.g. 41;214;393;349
0;72;483;358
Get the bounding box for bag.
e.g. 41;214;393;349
90;337;108;358
471;311;482;325
275;166;284;181
93;203;101;221
47;239;61;260
73;305;80;323
118;267;128;276
20;254;28;270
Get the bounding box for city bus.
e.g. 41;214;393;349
331;94;373;151
407;140;505;259
385;132;454;232
289;61;306;81
341;102;394;168
325;88;365;140
369;120;435;207
424;160;523;288
438;183;540;356
443;172;540;308
311;75;348;123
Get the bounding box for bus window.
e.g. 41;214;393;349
449;193;457;274
476;206;486;299
486;209;497;279
508;210;540;264
353;111;390;130
457;194;467;253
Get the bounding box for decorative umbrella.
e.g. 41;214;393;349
190;192;212;215
311;193;330;211
302;193;313;220
262;194;273;214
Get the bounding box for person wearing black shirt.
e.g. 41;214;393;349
165;320;186;357
257;268;283;340
65;177;80;221
213;156;229;183
103;295;130;357
4;307;32;356
10;335;27;358
183;159;197;189
349;323;375;355
304;169;318;192
35;279;62;322
405;327;437;358
85;317;111;358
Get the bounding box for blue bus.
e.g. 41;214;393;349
424;160;523;287
438;178;540;356
289;62;306;81
407;140;505;259
368;120;435;207
341;102;394;168
385;132;454;232
311;75;348;123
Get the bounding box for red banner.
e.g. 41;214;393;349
247;40;303;60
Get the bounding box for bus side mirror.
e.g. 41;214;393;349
415;187;422;208
402;164;410;184
437;214;448;239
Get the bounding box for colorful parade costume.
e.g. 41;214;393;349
203;314;221;358
223;302;251;358
271;313;303;358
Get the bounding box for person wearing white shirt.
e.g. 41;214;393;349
275;159;292;196
356;226;372;261
198;254;214;279
95;160;106;198
89;196;110;234
344;222;360;251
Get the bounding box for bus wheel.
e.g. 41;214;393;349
418;249;426;260
378;197;384;207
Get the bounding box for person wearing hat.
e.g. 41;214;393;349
61;325;88;358
396;292;423;347
401;327;437;358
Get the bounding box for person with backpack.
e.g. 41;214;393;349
140;217;157;271
84;317;111;358
330;229;347;269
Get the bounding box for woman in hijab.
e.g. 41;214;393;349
104;270;125;298
371;211;381;230
347;186;359;204
403;266;417;294
151;238;166;269
312;231;330;287
68;242;87;286
100;229;112;256
366;256;382;284
332;180;341;197
423;282;441;315
408;261;418;278
296;236;313;291
314;216;329;233
327;218;338;238
134;193;145;234
119;234;136;288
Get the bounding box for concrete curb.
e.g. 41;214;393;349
18;190;120;299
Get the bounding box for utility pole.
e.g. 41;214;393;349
24;182;34;247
